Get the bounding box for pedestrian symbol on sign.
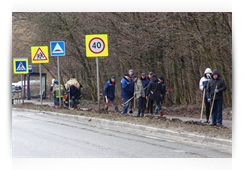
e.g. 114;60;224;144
17;62;26;70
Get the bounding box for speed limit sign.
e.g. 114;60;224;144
86;34;108;57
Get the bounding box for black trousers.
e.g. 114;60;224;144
204;97;211;121
137;97;146;116
149;99;161;114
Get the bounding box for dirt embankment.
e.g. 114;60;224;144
12;102;232;140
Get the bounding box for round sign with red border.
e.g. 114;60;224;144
89;37;105;54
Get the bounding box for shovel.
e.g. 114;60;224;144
208;86;218;123
104;96;112;106
122;85;149;107
198;88;205;123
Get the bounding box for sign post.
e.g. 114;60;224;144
50;41;65;108
13;58;29;104
86;34;108;113
31;46;49;106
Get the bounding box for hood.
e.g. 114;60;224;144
204;68;212;78
211;69;221;78
151;74;158;82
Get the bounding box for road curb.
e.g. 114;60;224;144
12;108;232;146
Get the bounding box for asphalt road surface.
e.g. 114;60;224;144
12;110;231;158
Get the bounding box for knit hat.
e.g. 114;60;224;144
148;72;153;75
124;73;130;77
132;75;138;80
141;73;146;76
129;69;134;73
158;76;164;81
111;76;116;80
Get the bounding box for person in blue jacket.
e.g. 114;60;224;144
104;76;119;112
128;69;134;113
49;79;58;105
121;73;134;115
140;73;150;96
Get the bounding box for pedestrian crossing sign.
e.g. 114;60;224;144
31;46;49;63
13;58;29;74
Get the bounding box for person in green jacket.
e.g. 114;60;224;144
133;75;146;117
52;81;65;106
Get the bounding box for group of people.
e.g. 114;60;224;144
104;69;167;117
49;67;227;125
49;76;82;108
199;68;226;126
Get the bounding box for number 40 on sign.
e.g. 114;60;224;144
86;34;108;57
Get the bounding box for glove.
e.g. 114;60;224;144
214;89;219;93
207;98;211;103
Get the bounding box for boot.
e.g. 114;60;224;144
141;112;144;117
137;111;141;117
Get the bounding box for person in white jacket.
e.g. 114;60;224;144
199;68;213;123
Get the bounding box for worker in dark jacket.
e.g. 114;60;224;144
206;69;226;126
146;72;153;112
155;76;167;115
104;76;118;112
128;69;134;113
66;85;81;108
146;74;164;115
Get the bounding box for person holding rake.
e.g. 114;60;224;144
206;69;226;126
199;68;213;123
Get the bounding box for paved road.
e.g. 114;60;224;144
12;110;231;158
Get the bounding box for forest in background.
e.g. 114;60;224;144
12;12;232;107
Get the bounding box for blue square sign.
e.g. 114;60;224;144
28;64;33;73
15;61;27;72
50;41;65;56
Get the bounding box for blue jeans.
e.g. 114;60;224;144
122;98;129;114
211;99;223;125
155;101;162;113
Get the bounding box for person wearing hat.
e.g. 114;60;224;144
206;69;226;126
146;72;153;112
140;73;150;112
199;68;213;123
121;73;134;115
104;76;119;112
66;85;81;108
49;79;57;105
52;80;65;106
155;76;167;115
140;73;150;95
128;69;135;113
146;74;164;115
133;75;147;117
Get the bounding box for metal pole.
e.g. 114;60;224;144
39;63;42;106
96;57;100;113
57;56;61;108
27;74;30;100
21;74;24;104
